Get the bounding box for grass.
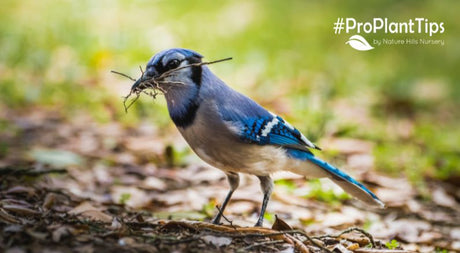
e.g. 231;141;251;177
385;239;400;250
0;0;459;185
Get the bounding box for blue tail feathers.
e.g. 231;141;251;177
286;148;384;208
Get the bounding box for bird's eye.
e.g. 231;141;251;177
166;59;180;70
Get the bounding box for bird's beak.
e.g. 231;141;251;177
131;75;148;91
132;67;157;91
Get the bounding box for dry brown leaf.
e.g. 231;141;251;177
339;233;370;246
2;204;38;215
432;187;458;208
68;202;112;222
26;228;48;240
6;186;36;197
68;202;101;214
388;218;430;243
42;192;57;210
0;208;20;224
78;210;112;223
347;243;360;250
285;233;310;253
272;215;293;231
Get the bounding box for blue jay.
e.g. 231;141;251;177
131;48;384;227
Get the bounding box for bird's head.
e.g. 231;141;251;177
131;48;203;91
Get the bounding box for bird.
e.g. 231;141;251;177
131;48;384;227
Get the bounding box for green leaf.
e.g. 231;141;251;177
385;239;400;250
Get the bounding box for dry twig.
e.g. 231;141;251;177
312;226;376;248
215;205;237;230
156;220;333;252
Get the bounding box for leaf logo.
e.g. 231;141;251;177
346;35;374;51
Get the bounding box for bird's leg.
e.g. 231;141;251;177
255;176;273;227
212;172;239;225
255;175;274;227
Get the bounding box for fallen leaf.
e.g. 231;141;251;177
339;233;370;247
77;210;112;223
6;186;36;197
0;209;20;224
347;243;360;250
416;231;443;243
387;218;431;243
432;187;457;208
333;243;353;253
2;204;38;215
68;202;112;222
43;192;57;210
26;228;48;240
202;235;232;247
272;215;293;231
52;226;73;242
320;207;364;228
140;177;167;191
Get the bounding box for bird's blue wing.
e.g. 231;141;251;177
215;88;319;151
221;106;320;152
237;115;321;151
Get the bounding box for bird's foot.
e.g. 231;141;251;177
254;218;264;227
211;216;222;225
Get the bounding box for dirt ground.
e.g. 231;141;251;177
1;110;459;252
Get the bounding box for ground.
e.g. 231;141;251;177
1;110;459;253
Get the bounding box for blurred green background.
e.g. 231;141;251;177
1;0;459;185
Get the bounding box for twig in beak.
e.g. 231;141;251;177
110;70;136;81
113;57;233;113
156;57;233;81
